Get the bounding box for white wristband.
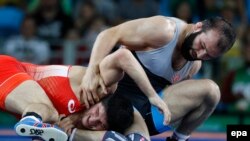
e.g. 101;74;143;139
69;128;77;141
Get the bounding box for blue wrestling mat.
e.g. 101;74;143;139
0;129;31;141
151;132;226;141
0;128;226;141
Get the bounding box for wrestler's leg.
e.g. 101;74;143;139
5;80;58;123
5;80;68;141
162;79;220;135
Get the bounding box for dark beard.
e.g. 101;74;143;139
181;31;202;61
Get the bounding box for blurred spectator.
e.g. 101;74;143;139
0;0;27;9
92;0;118;25
197;0;220;20
61;0;73;16
63;28;81;65
219;0;247;77
221;28;250;112
172;1;193;23
70;1;110;65
3;15;50;64
31;0;72;43
65;28;81;42
82;16;109;50
73;0;98;36
0;3;24;53
246;0;250;23
158;0;171;16
116;0;159;20
220;0;247;39
0;2;24;37
220;40;242;76
27;0;72;16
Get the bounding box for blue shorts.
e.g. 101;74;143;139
151;91;171;133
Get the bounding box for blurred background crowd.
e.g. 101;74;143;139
0;0;249;133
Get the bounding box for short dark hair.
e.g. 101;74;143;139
102;94;134;133
202;17;236;53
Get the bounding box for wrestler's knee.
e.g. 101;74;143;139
40;103;59;123
202;79;221;106
48;105;59;122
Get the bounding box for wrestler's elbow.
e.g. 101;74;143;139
98;26;120;41
115;48;134;69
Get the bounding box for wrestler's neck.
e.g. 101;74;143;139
172;24;194;70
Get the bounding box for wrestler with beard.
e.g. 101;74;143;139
181;31;203;61
79;16;236;141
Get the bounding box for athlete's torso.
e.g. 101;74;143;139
135;17;194;84
22;63;85;115
116;18;195;128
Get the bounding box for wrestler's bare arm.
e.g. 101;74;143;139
99;48;158;99
99;48;171;124
81;16;177;111
89;16;174;66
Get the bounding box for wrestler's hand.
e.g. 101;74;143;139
148;95;171;125
81;65;107;108
57;115;76;136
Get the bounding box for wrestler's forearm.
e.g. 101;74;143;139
119;51;157;98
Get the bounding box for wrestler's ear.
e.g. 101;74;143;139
194;22;203;32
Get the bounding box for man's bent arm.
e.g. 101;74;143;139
89;15;171;67
99;48;159;98
100;48;171;124
81;16;174;108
